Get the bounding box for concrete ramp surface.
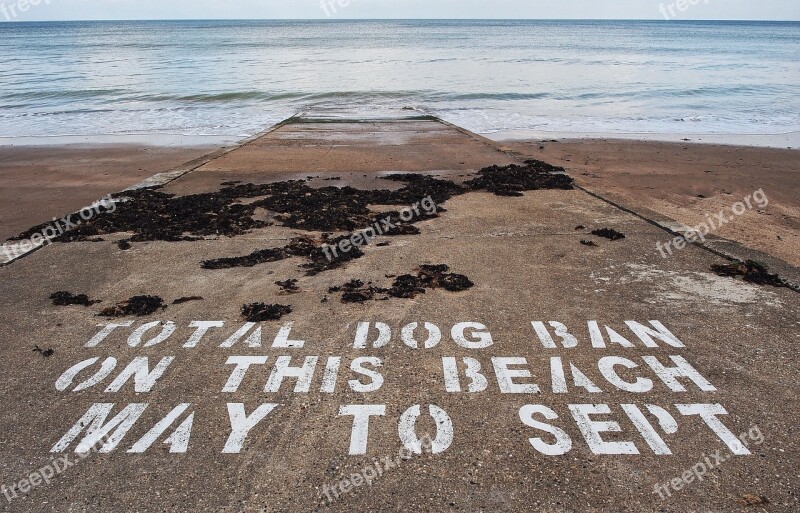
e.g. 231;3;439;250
0;118;797;512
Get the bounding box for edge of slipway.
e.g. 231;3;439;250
0;119;292;266
439;117;800;293
2;115;799;294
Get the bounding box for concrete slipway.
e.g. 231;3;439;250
0;117;797;513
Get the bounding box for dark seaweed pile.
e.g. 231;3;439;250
11;185;270;243
259;175;460;232
173;296;204;305
329;279;385;303
591;228;626;241
202;237;315;270
329;264;474;303
303;235;367;275
201;235;364;276
99;295;166;317
464;161;572;197
10;160;571;245
276;279;300;293
33;345;55;358
241;303;292;322
11;161;573;282
711;260;787;288
416;264;475;292
50;291;100;307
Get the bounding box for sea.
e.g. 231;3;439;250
0;20;798;141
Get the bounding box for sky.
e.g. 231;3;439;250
1;0;799;22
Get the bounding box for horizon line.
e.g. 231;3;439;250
2;17;799;23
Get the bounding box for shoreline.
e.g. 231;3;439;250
0;133;241;148
491;130;800;150
2;130;798;150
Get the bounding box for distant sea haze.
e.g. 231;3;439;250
0;20;798;139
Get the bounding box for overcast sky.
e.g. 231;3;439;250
4;0;799;21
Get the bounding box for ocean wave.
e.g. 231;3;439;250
3;85;784;108
1;20;798;138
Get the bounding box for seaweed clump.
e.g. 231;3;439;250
11;162;570;245
10;163;575;279
377;174;466;206
329;265;474;303
33;345;55;358
241;303;292;322
14;184;277;244
201;237;315;270
173;296;204;305
203;247;292;270
99;296;166;317
201;235;363;276
50;291;100;307
711;260;787;288
276;279;300;293
416;264;475;292
591;228;626;241
464;160;573;196
329;280;386;303
303;235;366;275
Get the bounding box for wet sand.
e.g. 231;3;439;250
503;139;800;267
0;144;219;241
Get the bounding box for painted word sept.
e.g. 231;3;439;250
517;403;753;457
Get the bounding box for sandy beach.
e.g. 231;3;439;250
0;144;219;241
504;139;800;267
